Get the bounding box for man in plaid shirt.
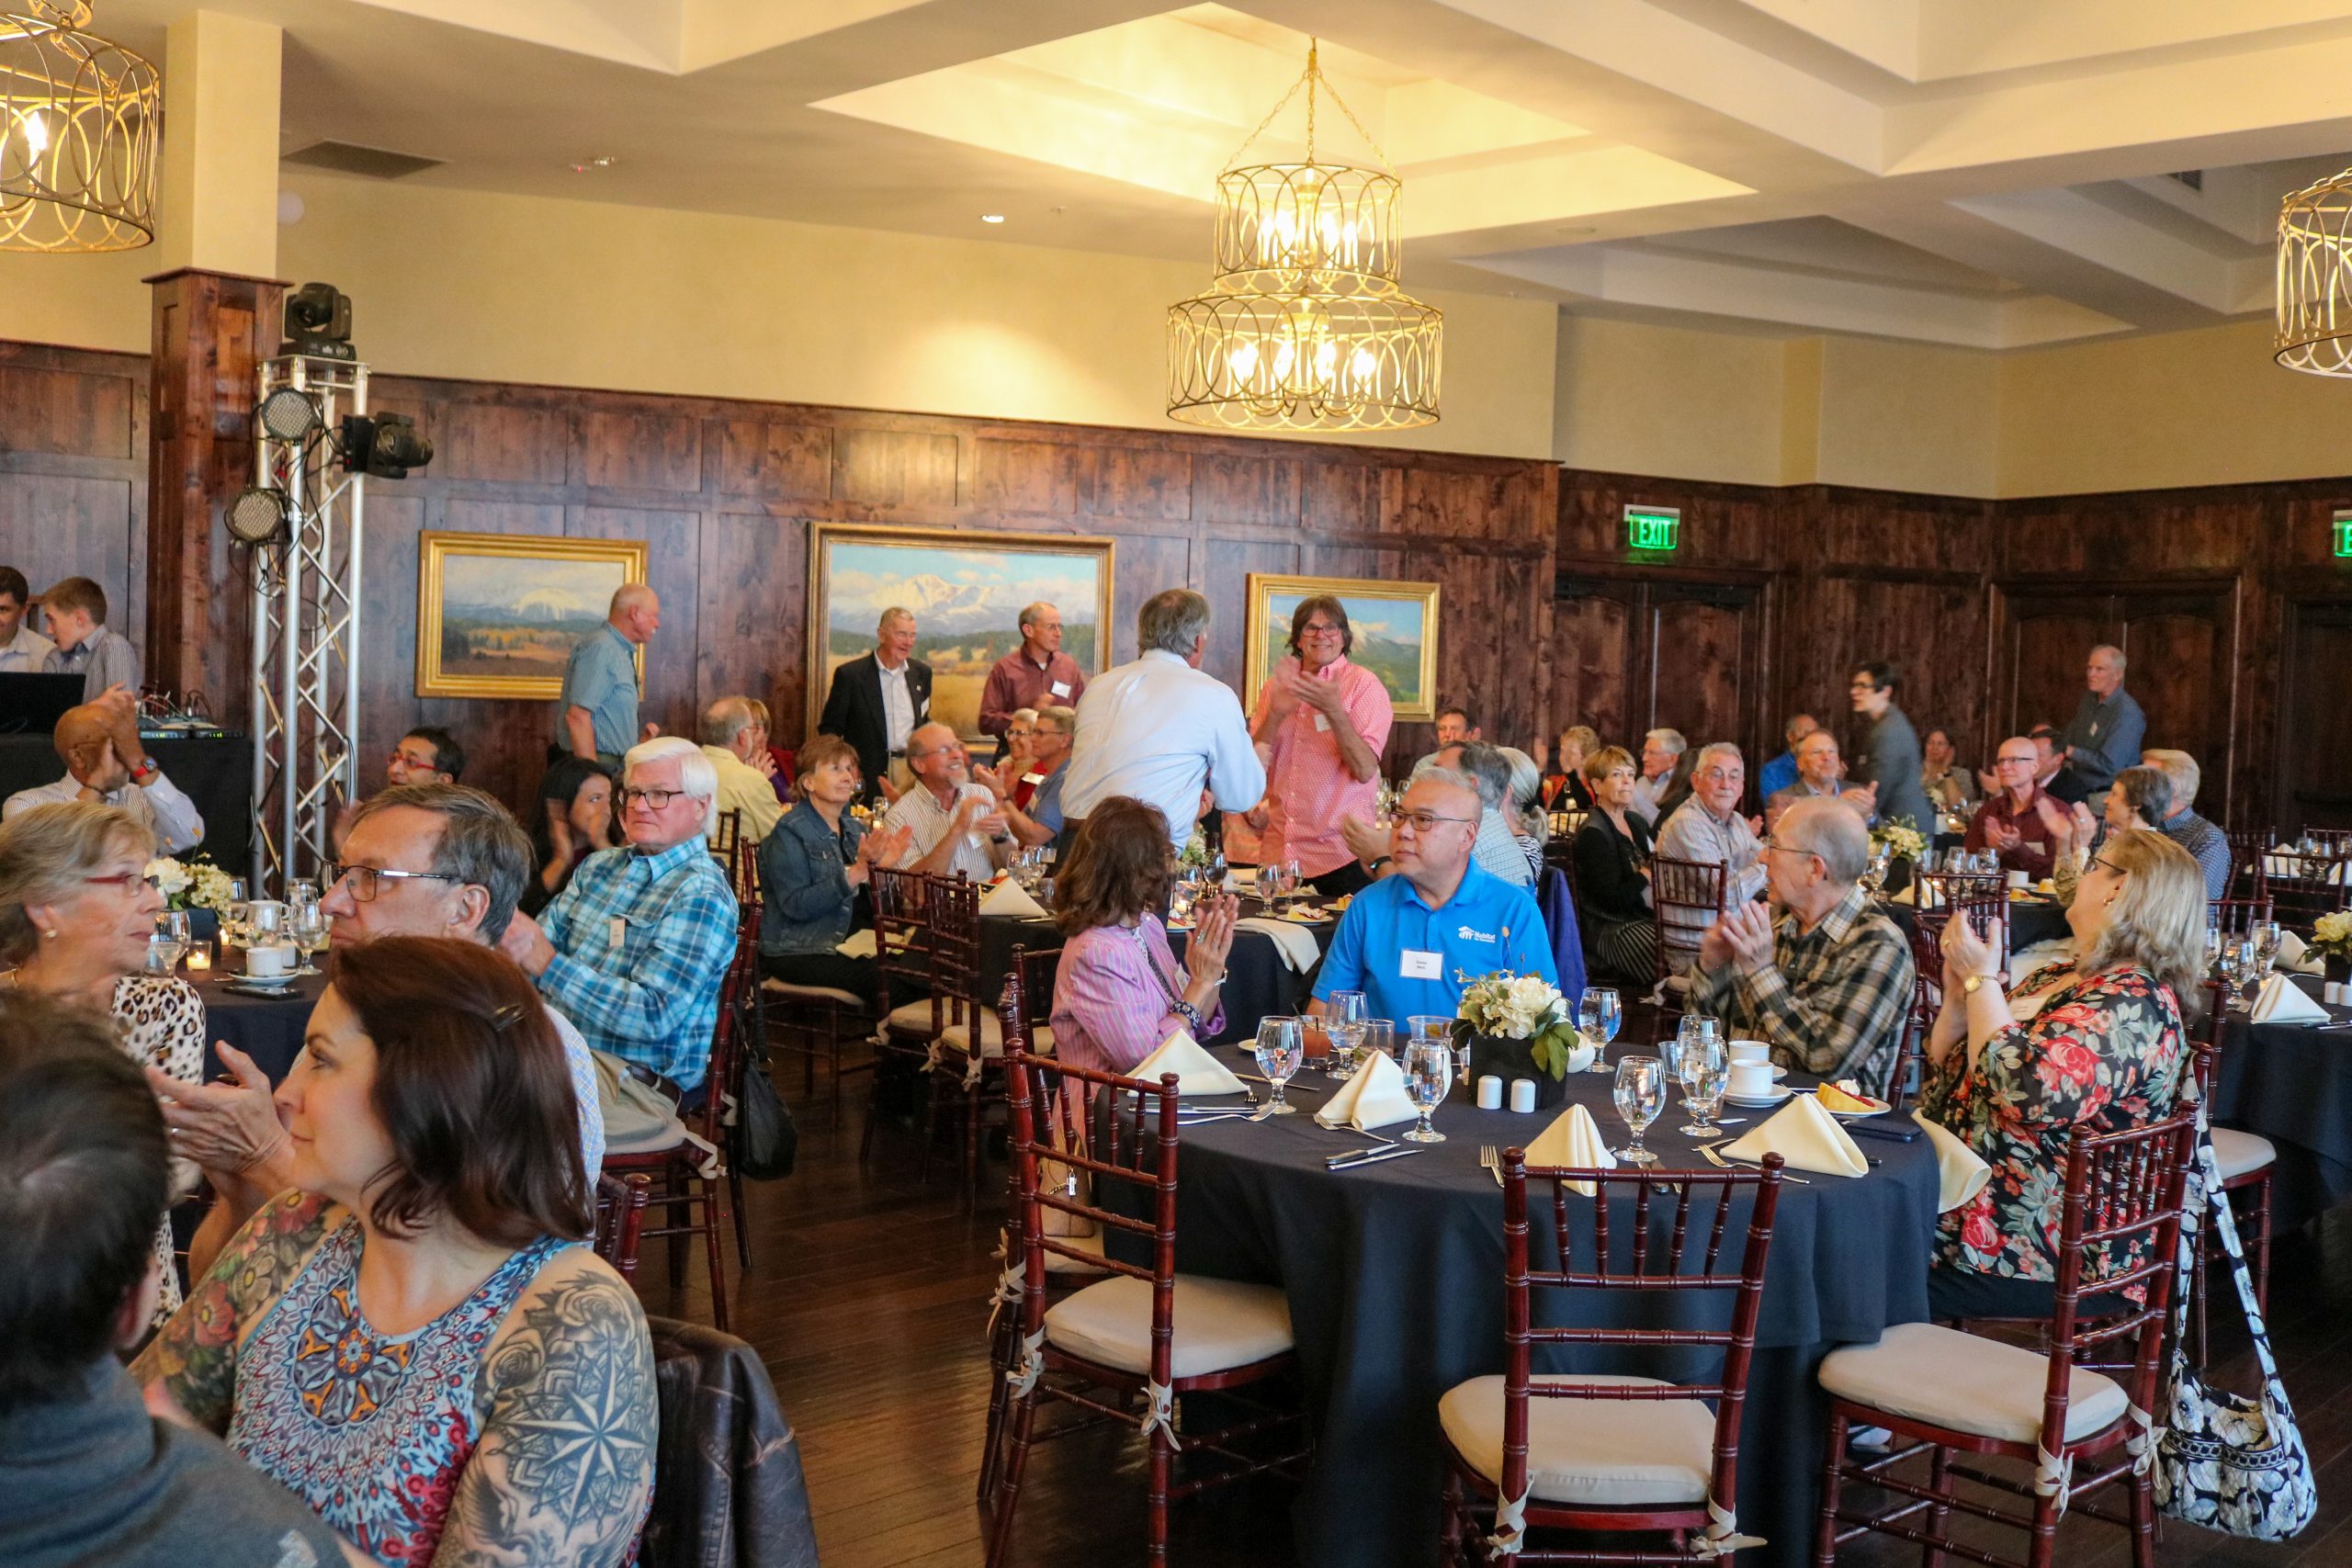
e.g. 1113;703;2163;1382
502;736;738;1100
1686;797;1916;1099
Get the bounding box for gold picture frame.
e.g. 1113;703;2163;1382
415;531;650;700
806;522;1116;742
1245;573;1442;722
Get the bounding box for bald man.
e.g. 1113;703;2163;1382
878;721;1009;882
554;582;662;768
2;689;205;852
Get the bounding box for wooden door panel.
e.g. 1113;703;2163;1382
1552;587;1636;753
2278;603;2352;832
2123;610;2216;759
2007;608;2109;735
1649;597;1748;750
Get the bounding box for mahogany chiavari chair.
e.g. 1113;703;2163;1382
1437;1150;1787;1566
2210;893;2276;940
2225;829;2271;900
592;1171;653;1281
2187;978;2277;1367
1647;853;1726;1023
865;865;941;1162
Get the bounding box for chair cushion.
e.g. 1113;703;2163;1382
1818;1321;2129;1444
1044;1274;1293;1380
761;977;867;1008
2213;1127;2278;1182
938;1014;1053;1059
1437;1373;1714;1507
886;998;940;1035
603;1112;690;1157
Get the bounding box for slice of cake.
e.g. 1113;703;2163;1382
1816;1078;1878;1112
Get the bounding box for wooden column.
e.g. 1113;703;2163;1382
142;266;282;726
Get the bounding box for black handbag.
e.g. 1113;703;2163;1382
730;1032;798;1181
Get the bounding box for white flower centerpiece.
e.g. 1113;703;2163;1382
143;856;237;938
2312;910;2352;981
1450;971;1593;1110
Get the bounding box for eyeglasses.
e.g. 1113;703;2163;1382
1298;623;1344;638
619;786;690;807
390;750;437;769
1759;839;1821;862
84;872;155;890
1996;754;2037;767
323;861;465;901
1393;810;1476;833
2088;855;2127;878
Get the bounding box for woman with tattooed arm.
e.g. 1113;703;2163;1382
134;936;655;1568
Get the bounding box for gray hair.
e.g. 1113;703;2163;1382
2092;643;2127;673
1009;707;1038;729
1018;602;1057;633
2142;748;2199;810
1453;741;1512;813
1693;740;1745;774
877;605;914;636
697;695;754;748
1137;589;1212;657
1499;746;1546;844
627;735;718;833
1645;728;1688;757
1035;704;1077;737
2111;765;2173;826
348;783;532;943
1414;765;1485;824
0;802;154;964
609;581;656;617
1777;796;1869;885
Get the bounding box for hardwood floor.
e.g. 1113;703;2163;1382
628;1066;2352;1568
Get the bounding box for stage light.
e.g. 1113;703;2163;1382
281;282;355;360
256;387;322;442
337;412;434;479
226;486;288;545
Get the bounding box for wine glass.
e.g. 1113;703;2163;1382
1253;1016;1305;1116
1679;1037;1729;1138
1612;1055;1666;1166
1401;1040;1453;1144
222;877;250;947
1326;990;1368;1076
146;910;190;976
2254;920;2284;976
1577;987;1622;1072
288;877;320;911
289;901;328;977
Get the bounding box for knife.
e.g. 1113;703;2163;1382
1326;1144;1426;1171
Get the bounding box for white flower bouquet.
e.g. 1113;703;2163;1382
143;855;237;914
1870;818;1926;863
1451;971;1590;1079
1177;827;1213;871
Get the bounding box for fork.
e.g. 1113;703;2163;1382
1479;1145;1503;1188
1701;1143;1810;1183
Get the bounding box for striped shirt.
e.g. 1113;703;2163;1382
1686;884;1917;1097
1050;917;1224;1075
1250;655;1393;877
535;835;738;1090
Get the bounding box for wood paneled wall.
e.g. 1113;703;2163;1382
0;341;149;656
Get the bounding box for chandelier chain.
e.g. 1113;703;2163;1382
1224;37;1392;174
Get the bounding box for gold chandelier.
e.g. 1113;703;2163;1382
0;2;159;254
1168;41;1442;433
2276;164;2352;376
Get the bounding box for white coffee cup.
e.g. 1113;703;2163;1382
1729;1040;1770;1066
2007;870;2029;890
1728;1059;1776;1099
245;943;294;978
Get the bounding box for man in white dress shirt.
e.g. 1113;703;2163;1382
2;691;204;853
1059;588;1267;852
883;721;1011;882
0;567;53;672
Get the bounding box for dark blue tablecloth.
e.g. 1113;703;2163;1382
2211;972;2352;1229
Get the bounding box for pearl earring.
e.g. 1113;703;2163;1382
40;929;56;939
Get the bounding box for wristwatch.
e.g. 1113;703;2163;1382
129;756;159;784
1367;855;1393;874
1962;972;1996;997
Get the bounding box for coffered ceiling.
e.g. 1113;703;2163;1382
98;0;2352;348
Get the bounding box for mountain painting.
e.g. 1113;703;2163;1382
808;525;1115;741
415;532;649;700
1245;574;1441;722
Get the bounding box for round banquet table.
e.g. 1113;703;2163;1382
981;902;1333;1046
1879;891;2071;954
198;970;326;1084
2211;972;2352;1230
1103;1054;1941;1568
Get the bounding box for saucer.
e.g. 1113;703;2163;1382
230;972;298;991
1723;1085;1792;1108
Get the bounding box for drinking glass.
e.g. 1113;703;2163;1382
1408;1014;1453;1056
1401;1040;1453;1144
1326;990;1368;1075
2254;920;2284;975
146;910;189;976
1272;858;1303;914
1612;1055;1666;1166
1166;880;1198;928
290;901;328;976
288;877;320;910
1577;987;1622;1071
222;878;250;947
1359;1019;1396;1066
1253;1017;1305;1116
1679;1037;1729;1138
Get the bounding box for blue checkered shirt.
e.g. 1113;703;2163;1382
537;835;738;1090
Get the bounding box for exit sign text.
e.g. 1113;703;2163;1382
1626;505;1680;551
2336;509;2352;558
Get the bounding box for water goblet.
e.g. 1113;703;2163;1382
1679;1038;1729;1138
2254;920;2284;975
1612;1055;1666;1166
146;910;190;976
288;877;320;910
1577;987;1622;1071
1253;1017;1305;1116
1401;1040;1453;1144
290;901;329;977
1326;990;1367;1075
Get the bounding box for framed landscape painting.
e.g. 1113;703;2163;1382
1244;573;1441;722
806;523;1115;741
415;532;649;700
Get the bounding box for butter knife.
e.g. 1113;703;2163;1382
1325;1144;1426;1171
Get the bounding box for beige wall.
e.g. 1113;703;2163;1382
1553;312;1789;486
1813;334;1998;497
0;248;150;353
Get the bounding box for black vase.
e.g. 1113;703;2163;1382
2327;955;2351;986
1466;1034;1567;1110
182;906;220;943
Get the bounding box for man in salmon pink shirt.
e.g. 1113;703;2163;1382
1248;593;1394;897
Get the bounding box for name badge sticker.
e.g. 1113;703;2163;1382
607;916;628;950
1401;949;1443;980
1313;712;1331;733
1050;681;1071;697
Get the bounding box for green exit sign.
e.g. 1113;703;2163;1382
2337;510;2352;558
1626;505;1680;552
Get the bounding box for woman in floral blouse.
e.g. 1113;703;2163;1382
1918;828;2205;1320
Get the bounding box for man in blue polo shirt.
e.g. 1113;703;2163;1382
554;582;661;768
1310;766;1555;1024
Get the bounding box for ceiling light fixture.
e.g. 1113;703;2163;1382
1168;39;1441;434
0;2;159;253
569;154;617;173
980;213;1005;223
2277;166;2352;376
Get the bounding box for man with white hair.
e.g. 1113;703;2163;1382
1689;796;1916;1097
554;581;661;768
881;720;1012;881
697;694;784;843
1061;588;1265;852
501;735;739;1100
978;600;1086;752
2141;748;2231;898
820;604;933;804
1630;728;1688;824
1655;742;1765;967
2056;644;2145;800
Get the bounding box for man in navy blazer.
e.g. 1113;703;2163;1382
819;605;933;803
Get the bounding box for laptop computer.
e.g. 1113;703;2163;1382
0;672;86;736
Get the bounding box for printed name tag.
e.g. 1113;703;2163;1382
1050;681;1071;697
1313;712;1331;732
1400;949;1442;980
607;917;628;949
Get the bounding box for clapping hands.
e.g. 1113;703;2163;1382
1184;892;1239;985
1700;902;1776;973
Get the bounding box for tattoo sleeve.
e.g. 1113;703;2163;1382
431;1270;657;1568
130;1190;334;1432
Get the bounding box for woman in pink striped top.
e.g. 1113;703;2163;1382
1048;796;1238;1074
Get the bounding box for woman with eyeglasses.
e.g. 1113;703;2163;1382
0;801;203;1325
2034;763;2171;908
1569;745;1659;987
1918;828;2201;1319
523;755;616;917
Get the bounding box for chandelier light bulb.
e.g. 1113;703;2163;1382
19;107;46;154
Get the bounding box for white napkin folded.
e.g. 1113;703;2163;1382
1129;1029;1248;1096
1235;917;1324;974
1721;1093;1869;1179
1912;1112;1993;1213
834;930;878;959
2276;929;2307;968
1314;1051;1419;1132
978;878;1048;919
2250;973;2330;1025
1523;1102;1616;1195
